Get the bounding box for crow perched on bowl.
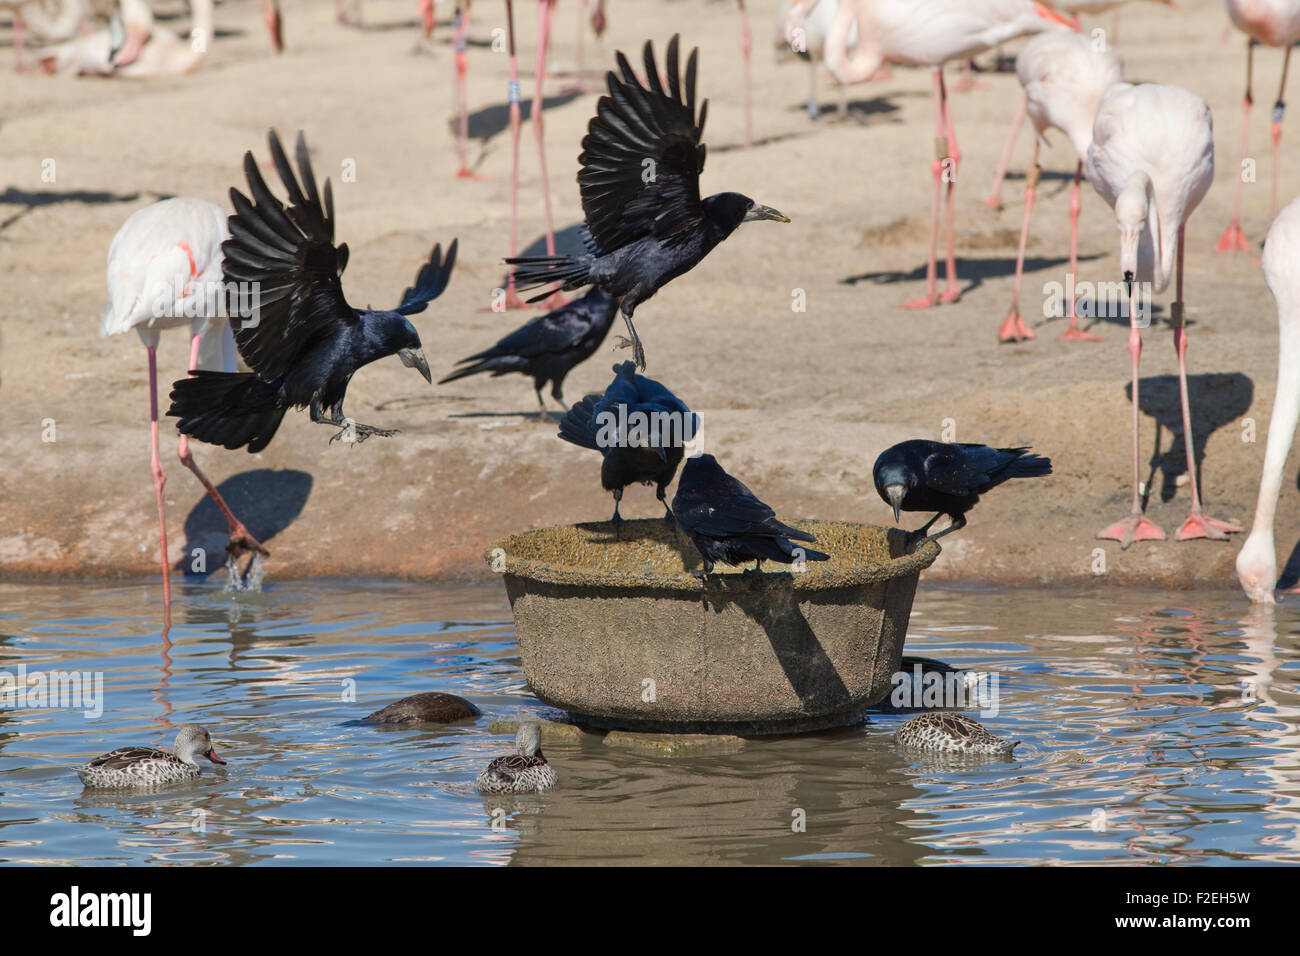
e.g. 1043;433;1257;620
558;361;697;525
505;35;789;370
168;130;456;451
439;286;619;418
873;440;1052;544
672;453;828;583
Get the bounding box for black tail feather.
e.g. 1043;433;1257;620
167;371;286;454
505;255;593;294
557;392;602;450
1005;451;1052;479
438;355;528;384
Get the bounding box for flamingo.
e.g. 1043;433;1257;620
1217;0;1300;253
997;29;1124;343
103;198;268;616
1237;198;1300;602
1086;83;1241;547
1;0;85;71
775;0;861;120
790;0;1074;308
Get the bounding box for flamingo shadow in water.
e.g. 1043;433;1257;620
1124;373;1253;507
177;469;313;579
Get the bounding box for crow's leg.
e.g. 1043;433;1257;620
614;307;647;370
312;402;398;444
1217;38;1254;253
550;379;569;411
534;385;558;422
922;514;966;544
904;513;944;549
656;483;673;523
610;489;624;539
1171;227;1241;542
177;333;268;565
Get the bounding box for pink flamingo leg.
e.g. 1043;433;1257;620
177;333;268;562
903;68;946;309
739;0;753;149
12;12;30;73
147;345;172;611
1172;227;1242;541
985;92;1026;209
503;0;529;308
1217;39;1254;253
1060;162;1102;342
264;1;284;52
938;71;961;303
454;5;488;180
421;0;436;37
998;142;1038;342
531;0;567;308
1097;280;1164;547
1270;47;1291;221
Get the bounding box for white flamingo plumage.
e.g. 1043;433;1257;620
1217;0;1300;253
1237;197;1300;602
1086;82;1241;548
997;29;1124;343
1;0;86;71
103;197;267;615
775;0;861;120
788;0;1074;309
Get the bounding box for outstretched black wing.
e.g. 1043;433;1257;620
578;35;707;253
396;239;458;315
222;130;355;382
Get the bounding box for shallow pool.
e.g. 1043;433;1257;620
0;580;1297;865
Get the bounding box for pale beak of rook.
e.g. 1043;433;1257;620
399;347;432;383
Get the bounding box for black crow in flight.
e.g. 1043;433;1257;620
672;453;828;582
558;361;697;525
439;286;619;418
505;34;789;370
874;440;1052;544
167;130;456;451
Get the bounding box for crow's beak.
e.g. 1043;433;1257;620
886;484;905;524
204;747;226;766
399;347;432;383
746;203;790;223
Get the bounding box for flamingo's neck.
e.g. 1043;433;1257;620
824;0;883;84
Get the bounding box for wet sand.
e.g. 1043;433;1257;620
0;0;1295;588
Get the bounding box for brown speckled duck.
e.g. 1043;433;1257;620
475;722;558;794
365;692;480;724
894;713;1019;758
76;724;227;789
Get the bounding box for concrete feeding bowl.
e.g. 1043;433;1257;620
486;519;939;735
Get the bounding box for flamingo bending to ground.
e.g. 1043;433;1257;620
1086;83;1241;547
1237;198;1300;602
775;0;861;120
791;0;1074;308
103;198;267;613
1;0;85;71
1217;0;1300;253
997;29;1123;343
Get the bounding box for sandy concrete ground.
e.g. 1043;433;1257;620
0;0;1296;589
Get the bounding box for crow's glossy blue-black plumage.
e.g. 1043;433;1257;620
873;440;1052;542
672;454;828;580
438;286;619;414
167;130;456;452
505;35;788;370
558;361;697;523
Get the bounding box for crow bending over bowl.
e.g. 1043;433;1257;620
873;440;1052;545
558;361;697;526
505;34;789;371
673;453;828;583
168;130;456;451
439;286;619;418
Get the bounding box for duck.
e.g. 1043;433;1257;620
76;723;226;788
894;712;1019;758
475;722;557;794
364;692;480;724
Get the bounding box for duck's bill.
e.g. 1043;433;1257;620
399;347;432;383
205;748;227;766
747;204;790;223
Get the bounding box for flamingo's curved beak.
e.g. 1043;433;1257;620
1032;3;1078;31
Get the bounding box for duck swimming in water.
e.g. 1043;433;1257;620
365;692;480;724
76;724;227;789
894;713;1019;758
475;722;557;794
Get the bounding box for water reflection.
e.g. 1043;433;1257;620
0;581;1296;865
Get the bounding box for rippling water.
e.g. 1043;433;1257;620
0;580;1297;865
